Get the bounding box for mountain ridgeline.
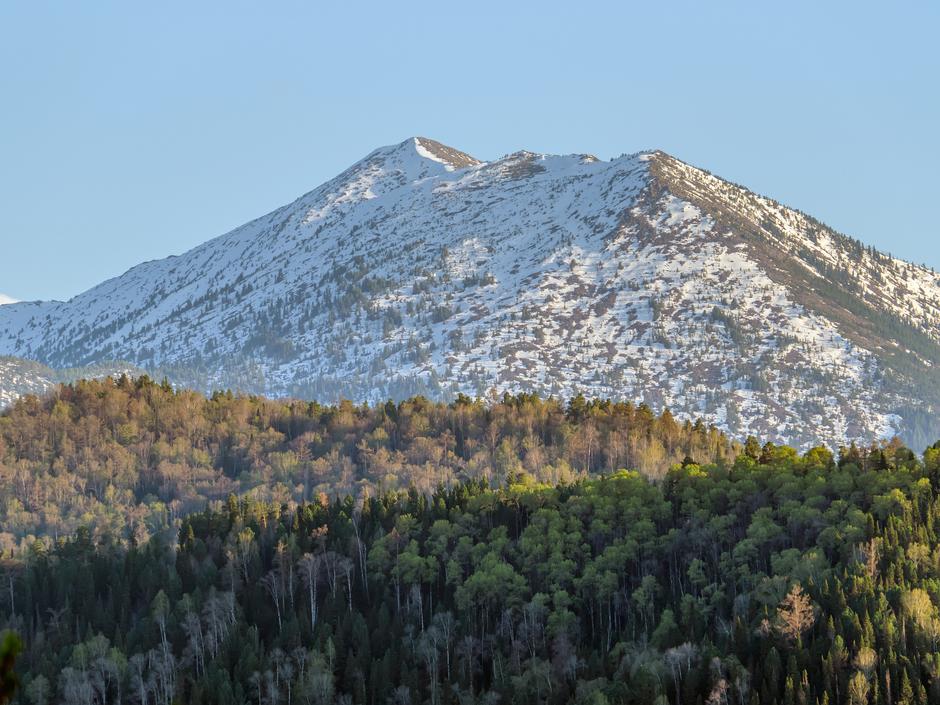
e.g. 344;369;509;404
1;138;939;449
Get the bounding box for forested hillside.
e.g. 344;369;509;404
0;377;735;551
4;439;940;704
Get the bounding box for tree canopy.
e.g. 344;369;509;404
0;378;737;552
3;426;940;704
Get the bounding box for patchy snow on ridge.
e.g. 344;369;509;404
1;138;938;449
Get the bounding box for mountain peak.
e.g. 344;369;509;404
411;137;482;169
374;137;482;172
3;139;940;448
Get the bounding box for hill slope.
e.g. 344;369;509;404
0;355;142;407
2;137;939;447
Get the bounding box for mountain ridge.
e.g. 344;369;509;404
2;137;939;448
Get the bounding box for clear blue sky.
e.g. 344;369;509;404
2;2;938;302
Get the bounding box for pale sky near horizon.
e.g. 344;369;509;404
1;2;938;302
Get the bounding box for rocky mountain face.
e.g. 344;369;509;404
2;137;939;448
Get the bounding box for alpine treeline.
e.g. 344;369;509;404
4;429;940;703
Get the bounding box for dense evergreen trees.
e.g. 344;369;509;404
4;435;940;703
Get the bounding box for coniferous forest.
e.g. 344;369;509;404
2;379;940;703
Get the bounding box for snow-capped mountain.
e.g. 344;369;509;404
2;137;939;448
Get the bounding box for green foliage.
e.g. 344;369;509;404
2;434;940;703
0;632;21;704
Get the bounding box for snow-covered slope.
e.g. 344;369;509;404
2;137;939;448
0;357;56;406
0;357;143;407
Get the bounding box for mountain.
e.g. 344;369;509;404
2;137;939;448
